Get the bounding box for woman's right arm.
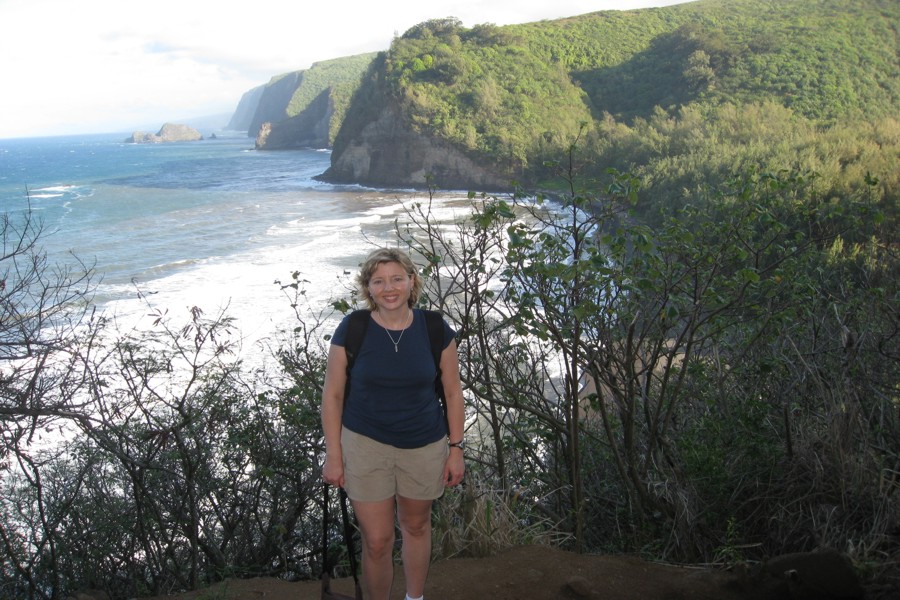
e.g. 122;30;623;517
321;343;348;487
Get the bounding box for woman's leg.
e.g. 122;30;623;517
352;497;397;600
396;496;434;599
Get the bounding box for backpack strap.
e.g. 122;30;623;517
422;310;448;430
343;310;371;399
422;310;444;373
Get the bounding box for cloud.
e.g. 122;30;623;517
0;0;691;138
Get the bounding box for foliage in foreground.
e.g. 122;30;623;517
0;162;897;599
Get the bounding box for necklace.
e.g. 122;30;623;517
382;309;412;353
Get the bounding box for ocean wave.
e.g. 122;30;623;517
27;184;93;203
36;184;79;193
144;256;214;273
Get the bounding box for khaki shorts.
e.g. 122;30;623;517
341;427;448;502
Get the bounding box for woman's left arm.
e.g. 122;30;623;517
440;339;466;487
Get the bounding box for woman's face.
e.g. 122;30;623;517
367;261;413;311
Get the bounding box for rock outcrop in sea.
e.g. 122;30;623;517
127;123;203;143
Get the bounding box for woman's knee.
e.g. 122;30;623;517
397;499;433;538
362;529;396;557
399;519;430;541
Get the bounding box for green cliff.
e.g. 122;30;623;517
247;53;377;149
236;0;898;208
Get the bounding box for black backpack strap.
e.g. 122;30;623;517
423;310;448;431
343;310;371;399
423;310;444;373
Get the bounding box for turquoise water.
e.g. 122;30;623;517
0;133;470;349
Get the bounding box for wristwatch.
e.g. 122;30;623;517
448;439;466;451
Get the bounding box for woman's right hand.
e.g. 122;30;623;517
322;454;345;488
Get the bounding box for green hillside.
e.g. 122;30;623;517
520;0;898;123
332;0;898;216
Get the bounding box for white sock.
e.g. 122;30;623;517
405;595;423;600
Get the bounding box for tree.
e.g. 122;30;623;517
0;203;97;598
0;208;331;598
0;205;97;456
391;153;639;552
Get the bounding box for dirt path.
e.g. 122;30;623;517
143;545;762;600
102;543;894;600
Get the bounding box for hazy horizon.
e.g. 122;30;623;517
0;0;693;140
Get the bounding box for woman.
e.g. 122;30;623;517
321;247;465;600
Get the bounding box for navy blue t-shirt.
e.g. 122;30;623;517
331;309;456;449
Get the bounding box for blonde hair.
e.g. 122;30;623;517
356;247;423;310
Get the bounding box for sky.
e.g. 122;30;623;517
0;0;691;139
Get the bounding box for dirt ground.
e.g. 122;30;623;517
131;544;889;600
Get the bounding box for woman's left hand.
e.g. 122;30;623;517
443;449;465;487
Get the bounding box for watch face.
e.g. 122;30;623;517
450;440;465;450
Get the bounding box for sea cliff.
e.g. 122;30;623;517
321;104;507;190
255;87;333;150
244;54;377;151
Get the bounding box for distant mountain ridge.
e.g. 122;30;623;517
229;0;899;197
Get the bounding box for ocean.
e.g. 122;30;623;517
0;132;472;357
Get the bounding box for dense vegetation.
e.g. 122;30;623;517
333;0;898;218
1;158;896;598
1;0;898;598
